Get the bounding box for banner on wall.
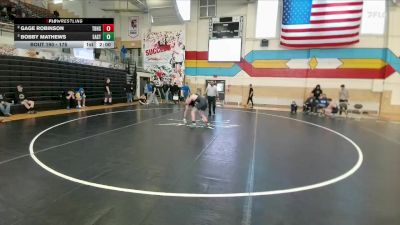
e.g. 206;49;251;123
143;31;185;86
128;16;139;39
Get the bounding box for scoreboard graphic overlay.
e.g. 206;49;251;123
14;18;115;49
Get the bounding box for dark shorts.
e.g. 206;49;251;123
195;97;207;111
195;102;207;111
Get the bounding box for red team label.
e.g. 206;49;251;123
102;24;114;32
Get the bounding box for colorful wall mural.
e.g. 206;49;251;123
185;48;400;79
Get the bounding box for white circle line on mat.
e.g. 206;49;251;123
29;108;363;198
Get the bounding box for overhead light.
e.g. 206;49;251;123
53;0;63;4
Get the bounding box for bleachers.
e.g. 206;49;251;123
0;55;127;113
0;0;53;21
19;1;53;18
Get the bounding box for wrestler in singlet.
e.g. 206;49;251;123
186;94;209;127
194;94;207;111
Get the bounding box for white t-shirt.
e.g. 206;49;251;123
206;85;218;97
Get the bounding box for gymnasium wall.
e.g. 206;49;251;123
184;0;400;116
0;32;13;45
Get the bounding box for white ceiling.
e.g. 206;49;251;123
98;0;145;12
147;0;174;9
98;0;182;26
147;0;182;26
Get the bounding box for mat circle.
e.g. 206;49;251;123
29;108;363;198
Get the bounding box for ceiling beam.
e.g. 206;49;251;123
148;6;174;9
101;8;146;12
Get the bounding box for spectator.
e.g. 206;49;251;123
74;89;84;109
146;81;153;98
247;84;254;108
303;93;316;114
312;84;323;99
162;81;171;104
104;78;112;105
0;92;12;116
120;45;127;64
339;84;349;115
139;94;148;105
290;101;297;114
14;85;35;114
15;5;22;18
53;10;59;18
154;80;163;103
125;82;134;103
317;94;329;112
147;82;159;105
77;87;86;107
144;81;150;99
65;90;75;109
324;99;339;117
206;81;218;116
8;6;15;21
1;6;8;18
170;82;180;104
181;82;191;100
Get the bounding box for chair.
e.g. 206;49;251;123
351;104;363;120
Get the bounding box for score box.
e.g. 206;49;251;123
102;32;114;41
96;41;114;48
102;24;114;32
83;41;96;48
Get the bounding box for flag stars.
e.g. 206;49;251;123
282;0;312;25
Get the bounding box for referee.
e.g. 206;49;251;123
205;81;218;116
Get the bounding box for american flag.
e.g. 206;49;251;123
281;0;363;48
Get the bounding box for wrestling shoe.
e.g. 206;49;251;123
188;122;197;128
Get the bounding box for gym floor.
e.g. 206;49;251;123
1;105;399;225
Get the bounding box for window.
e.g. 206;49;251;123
361;0;386;35
255;0;279;38
176;0;191;21
200;0;216;18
